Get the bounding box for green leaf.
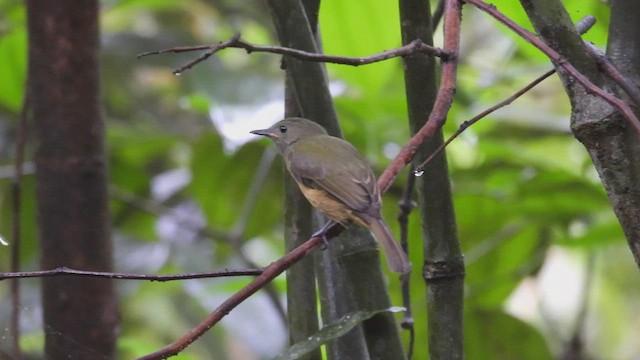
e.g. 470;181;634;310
319;0;401;96
0;28;26;113
272;307;405;360
187;133;283;240
108;124;182;240
318;0;408;138
559;215;624;248
464;224;546;306
465;309;553;360
184;92;212;115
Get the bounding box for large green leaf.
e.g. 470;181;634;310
0;28;26;113
464;223;545;307
465;309;553;360
272;307;404;360
108;124;183;240
187;133;283;241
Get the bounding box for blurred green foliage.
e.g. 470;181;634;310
0;0;636;359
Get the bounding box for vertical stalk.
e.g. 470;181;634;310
27;1;118;357
399;0;465;358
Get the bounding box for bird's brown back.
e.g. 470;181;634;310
284;134;382;223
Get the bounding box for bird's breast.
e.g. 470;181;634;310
297;183;367;227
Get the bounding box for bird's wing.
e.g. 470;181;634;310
286;136;379;213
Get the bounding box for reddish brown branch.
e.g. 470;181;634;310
136;236;323;360
138;33;451;75
463;0;640;134
0;267;262;281
378;0;461;193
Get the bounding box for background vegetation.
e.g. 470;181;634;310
0;0;637;359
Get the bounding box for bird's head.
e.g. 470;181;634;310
250;117;327;152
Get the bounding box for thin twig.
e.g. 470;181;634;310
414;15;597;172
139;1;462;358
397;166;416;360
415;68;556;172
138;34;451;75
0;267;262;281
464;0;640;134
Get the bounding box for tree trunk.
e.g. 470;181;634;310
520;0;640;268
27;1;118;358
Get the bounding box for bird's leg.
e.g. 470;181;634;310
312;220;336;250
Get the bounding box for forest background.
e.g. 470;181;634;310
0;0;637;359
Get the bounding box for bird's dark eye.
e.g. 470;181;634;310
279;125;287;133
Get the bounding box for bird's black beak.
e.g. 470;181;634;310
250;129;278;138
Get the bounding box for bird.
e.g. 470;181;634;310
250;117;411;273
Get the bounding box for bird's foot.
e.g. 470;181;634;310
312;220;335;250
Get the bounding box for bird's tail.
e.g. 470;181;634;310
368;218;411;273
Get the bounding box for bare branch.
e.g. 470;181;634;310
138;33;451;75
415;68;556;172
0;267;262;281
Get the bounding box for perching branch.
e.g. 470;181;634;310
138;33;451;75
137;234;324;360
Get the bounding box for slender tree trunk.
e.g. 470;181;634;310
282;1;322;358
399;0;465;358
27;1;118;358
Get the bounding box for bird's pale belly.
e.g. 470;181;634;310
296;184;367;227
